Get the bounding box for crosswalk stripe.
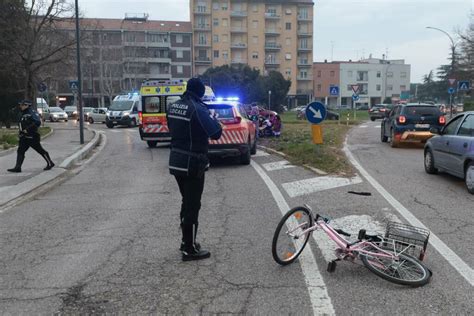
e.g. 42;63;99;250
282;175;363;198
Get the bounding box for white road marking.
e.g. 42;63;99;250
313;215;387;262
282;175;363;198
251;160;335;315
374;126;381;128
359;125;368;128
262;160;295;172
254;150;270;157
344;139;474;286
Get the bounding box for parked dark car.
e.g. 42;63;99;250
326;110;340;120
381;103;446;147
369;104;393;121
424;111;474;194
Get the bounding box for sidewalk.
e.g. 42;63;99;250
0;125;100;207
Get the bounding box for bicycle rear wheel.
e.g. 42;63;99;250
272;206;313;265
361;247;431;287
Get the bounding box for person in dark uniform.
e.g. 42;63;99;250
167;78;222;261
7;100;55;173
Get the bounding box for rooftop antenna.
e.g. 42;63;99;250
385;47;389;60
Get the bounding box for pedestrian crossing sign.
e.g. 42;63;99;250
329;86;339;96
458;81;470;91
69;80;79;91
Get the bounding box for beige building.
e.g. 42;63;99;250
190;0;314;103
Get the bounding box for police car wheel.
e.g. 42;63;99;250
129;119;137;128
250;135;257;155
240;142;251;165
147;141;157;148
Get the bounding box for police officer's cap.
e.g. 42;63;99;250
18;100;32;106
186;78;206;98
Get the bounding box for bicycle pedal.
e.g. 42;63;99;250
327;260;337;273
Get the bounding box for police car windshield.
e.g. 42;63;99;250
109;100;133;111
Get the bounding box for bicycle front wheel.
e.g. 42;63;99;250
361;247;431;287
272;206;313;265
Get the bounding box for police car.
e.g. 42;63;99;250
206;97;257;165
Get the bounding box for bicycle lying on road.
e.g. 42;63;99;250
272;204;432;287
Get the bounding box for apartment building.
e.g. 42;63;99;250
190;0;314;104
52;15;192;106
313;57;411;108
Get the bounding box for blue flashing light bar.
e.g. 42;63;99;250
215;97;240;102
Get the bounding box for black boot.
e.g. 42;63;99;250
7;154;24;173
181;224;210;261
180;222;201;251
42;152;55;171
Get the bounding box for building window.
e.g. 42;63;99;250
197;3;207;13
177;65;183;74
299;70;308;78
252;20;258;29
213;1;219;10
401;72;407;78
348;71;353;77
387;84;393;91
357;71;368;81
222;18;228;26
377;71;381;78
347;85;352;91
221;1;228;10
213;34;219;42
330;70;335;77
125;32;135;42
376;84;381;91
176;34;183;43
252;52;258;59
299;38;308;48
400;85;406;91
213;18;219;26
286;22;291;30
252;4;258;12
387;71;393;78
176;50;183;58
198;33;207;45
298;7;308;19
360;84;368;95
317;84;321;92
214;50;219;58
285;68;291;76
317;70;321;78
223;51;228;60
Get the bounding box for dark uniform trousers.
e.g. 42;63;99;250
175;174;205;226
18;134;48;159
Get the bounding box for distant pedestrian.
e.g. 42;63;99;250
272;114;282;137
7;100;54;173
167;78;222;261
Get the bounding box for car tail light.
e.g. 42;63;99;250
398;115;406;124
439;115;446;125
380;108;386;112
138;111;143;127
221;116;242;125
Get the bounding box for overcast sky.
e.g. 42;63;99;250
78;0;473;82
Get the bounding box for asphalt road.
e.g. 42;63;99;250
0;120;472;314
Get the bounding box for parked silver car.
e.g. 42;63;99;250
86;107;108;123
45;107;68;122
424;111;474;194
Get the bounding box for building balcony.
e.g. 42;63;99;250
264;43;281;50
297;15;311;21
297;30;312;37
194;24;211;31
194;9;211;15
265;60;280;67
298;46;312;52
123;73;170;79
230;11;247;17
265;29;280;35
195;56;211;63
124;57;171;64
231;59;247;64
297;89;313;95
297;59;311;66
230;42;247;49
195;42;211;47
297;76;312;81
264;12;281;19
123;41;170;48
230;26;247;33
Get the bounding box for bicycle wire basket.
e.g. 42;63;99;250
384;222;430;261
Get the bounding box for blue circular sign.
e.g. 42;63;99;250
305;101;327;124
352;94;360;101
448;87;455;94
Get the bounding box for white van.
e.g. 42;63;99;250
106;93;140;128
36;98;49;119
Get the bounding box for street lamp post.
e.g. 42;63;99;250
268;90;272;110
426;26;457;117
75;0;84;144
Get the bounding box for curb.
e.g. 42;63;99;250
0;129;101;208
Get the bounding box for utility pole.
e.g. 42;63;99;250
75;0;84;144
426;26;457;118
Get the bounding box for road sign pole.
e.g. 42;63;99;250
75;0;84;145
312;125;323;144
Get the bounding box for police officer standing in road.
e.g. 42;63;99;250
167;78;222;261
7;100;55;173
